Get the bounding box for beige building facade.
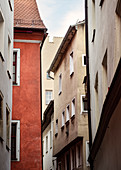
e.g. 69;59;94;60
48;21;89;170
87;0;121;169
0;0;14;169
42;36;63;119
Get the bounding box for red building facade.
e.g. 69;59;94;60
11;0;47;169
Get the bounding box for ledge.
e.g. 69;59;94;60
6;145;11;152
7;70;12;79
71;114;75;121
0;136;4;144
65;120;69;126
55;133;58;137
0;52;5;62
61;125;64;130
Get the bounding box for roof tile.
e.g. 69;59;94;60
14;0;46;29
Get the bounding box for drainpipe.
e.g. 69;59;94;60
40;29;47;170
85;0;93;169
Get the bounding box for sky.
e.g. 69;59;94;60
36;0;85;37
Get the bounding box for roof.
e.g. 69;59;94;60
47;20;85;73
14;0;46;29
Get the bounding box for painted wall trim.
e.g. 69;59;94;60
14;39;42;44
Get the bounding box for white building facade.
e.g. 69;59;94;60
0;0;14;169
42;101;57;170
87;0;121;169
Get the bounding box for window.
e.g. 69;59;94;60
95;72;99;120
7;35;12;79
102;50;108;102
71;98;75;117
8;0;13;11
70;51;74;76
76;142;82;168
58;162;61;170
82;54;86;66
6;106;10;147
66;105;70;122
59;73;62;95
81;95;88;113
55;119;58;136
46;136;48;153
50;131;52;149
86;141;90;166
13;49;20;86
0;11;4;61
47;72;51;80
65;152;70;170
11;120;20;161
43;140;44;156
99;0;104;7
62;110;65;127
0;92;3;138
116;0;121;17
45;90;52;105
71;148;76;170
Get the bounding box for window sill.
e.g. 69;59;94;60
0;136;4;144
82;111;88;114
6;145;11;152
11;158;18;161
7;70;12;79
71;114;75;121
55;133;58;137
8;0;13;11
0;52;5;62
65;120;69;126
61;125;64;130
70;71;74;77
58;91;62;96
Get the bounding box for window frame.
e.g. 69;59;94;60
82;54;86;66
86;141;90;166
62;110;65;128
70;51;74;76
45;90;52;105
46;136;48;153
71;98;75;117
0;91;3;138
11;120;20;161
13;48;20;86
81;95;88;114
59;73;62;95
66;105;70;122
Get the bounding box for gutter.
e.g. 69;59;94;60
85;0;93;169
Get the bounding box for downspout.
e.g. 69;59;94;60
40;29;47;170
85;0;93;169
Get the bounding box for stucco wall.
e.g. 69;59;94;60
94;99;121;170
53;24;89;169
88;0;121;141
42;36;63;119
43;115;56;170
0;0;13;169
12;31;44;170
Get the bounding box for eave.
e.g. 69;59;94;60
47;26;77;73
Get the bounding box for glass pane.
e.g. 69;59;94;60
13;54;16;62
13;74;15;82
13;66;15;73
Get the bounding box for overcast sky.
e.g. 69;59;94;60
36;0;85;37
